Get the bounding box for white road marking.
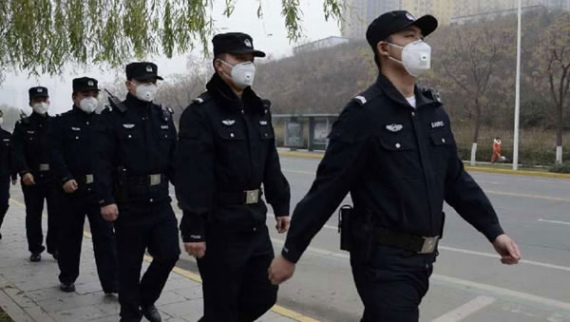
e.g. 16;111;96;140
270;238;570;312
433;274;570;311
431;296;496;322
269;215;570;273
538;219;570;226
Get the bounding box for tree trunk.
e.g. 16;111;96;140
470;99;482;166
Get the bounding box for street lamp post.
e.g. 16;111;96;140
513;0;522;170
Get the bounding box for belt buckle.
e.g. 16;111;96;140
39;164;50;171
419;236;439;254
244;189;259;204
85;174;94;184
149;174;161;186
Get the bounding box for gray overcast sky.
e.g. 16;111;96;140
0;0;340;115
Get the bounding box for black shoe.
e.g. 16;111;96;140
30;253;41;262
142;305;162;322
59;282;76;293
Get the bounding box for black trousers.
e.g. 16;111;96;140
0;176;10;232
57;190;118;291
350;242;436;322
21;179;59;254
115;201;180;322
197;224;278;322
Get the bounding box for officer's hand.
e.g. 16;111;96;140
22;173;35;186
184;242;206;259
268;255;296;285
62;180;78;194
492;234;521;265
275;216;290;234
101;204;119;222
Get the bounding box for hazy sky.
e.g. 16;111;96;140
0;0;340;115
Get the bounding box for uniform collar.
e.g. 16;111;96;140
31;112;50;120
125;93;153;110
72;105;94;118
206;73;265;114
375;74;440;109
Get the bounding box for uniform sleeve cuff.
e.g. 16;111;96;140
182;234;206;243
98;198;115;207
272;203;290;218
482;223;505;243
281;244;301;264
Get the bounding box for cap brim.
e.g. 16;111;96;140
76;88;101;92
410;15;438;38
226;48;266;58
134;76;164;81
30;94;49;98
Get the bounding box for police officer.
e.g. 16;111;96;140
49;77;119;293
0;110;18;240
268;11;521;322
176;32;291;322
93;62;180;322
12;87;60;262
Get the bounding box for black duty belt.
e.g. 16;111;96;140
373;227;439;254
128;174;167;186
218;189;261;205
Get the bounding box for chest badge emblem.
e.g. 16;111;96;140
123;124;135;129
259;120;268;126
385;124;403;132
222;119;235;126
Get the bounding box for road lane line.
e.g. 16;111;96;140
432;274;570;311
431;296;496;322
316;223;570;273
270;238;570;312
282;169;570;202
538;219;570;226
485;190;570;202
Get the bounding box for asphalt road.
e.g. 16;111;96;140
10;155;570;321
259;156;570;322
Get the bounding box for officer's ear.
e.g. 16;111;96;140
377;41;391;57
214;54;227;74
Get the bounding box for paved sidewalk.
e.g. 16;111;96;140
0;198;296;322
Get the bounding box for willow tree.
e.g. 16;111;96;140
0;0;342;78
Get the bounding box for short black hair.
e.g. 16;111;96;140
212;53;228;69
372;35;392;69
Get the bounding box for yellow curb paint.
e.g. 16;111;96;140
270;305;320;322
279;151;570;179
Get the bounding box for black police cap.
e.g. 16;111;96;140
29;86;49;99
213;32;266;58
73;77;100;93
366;11;438;48
126;62;164;81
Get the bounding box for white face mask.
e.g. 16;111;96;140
134;83;158;102
220;60;256;90
388;40;432;77
32;102;49;115
79;97;99;114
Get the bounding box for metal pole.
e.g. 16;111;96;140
513;0;522;170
